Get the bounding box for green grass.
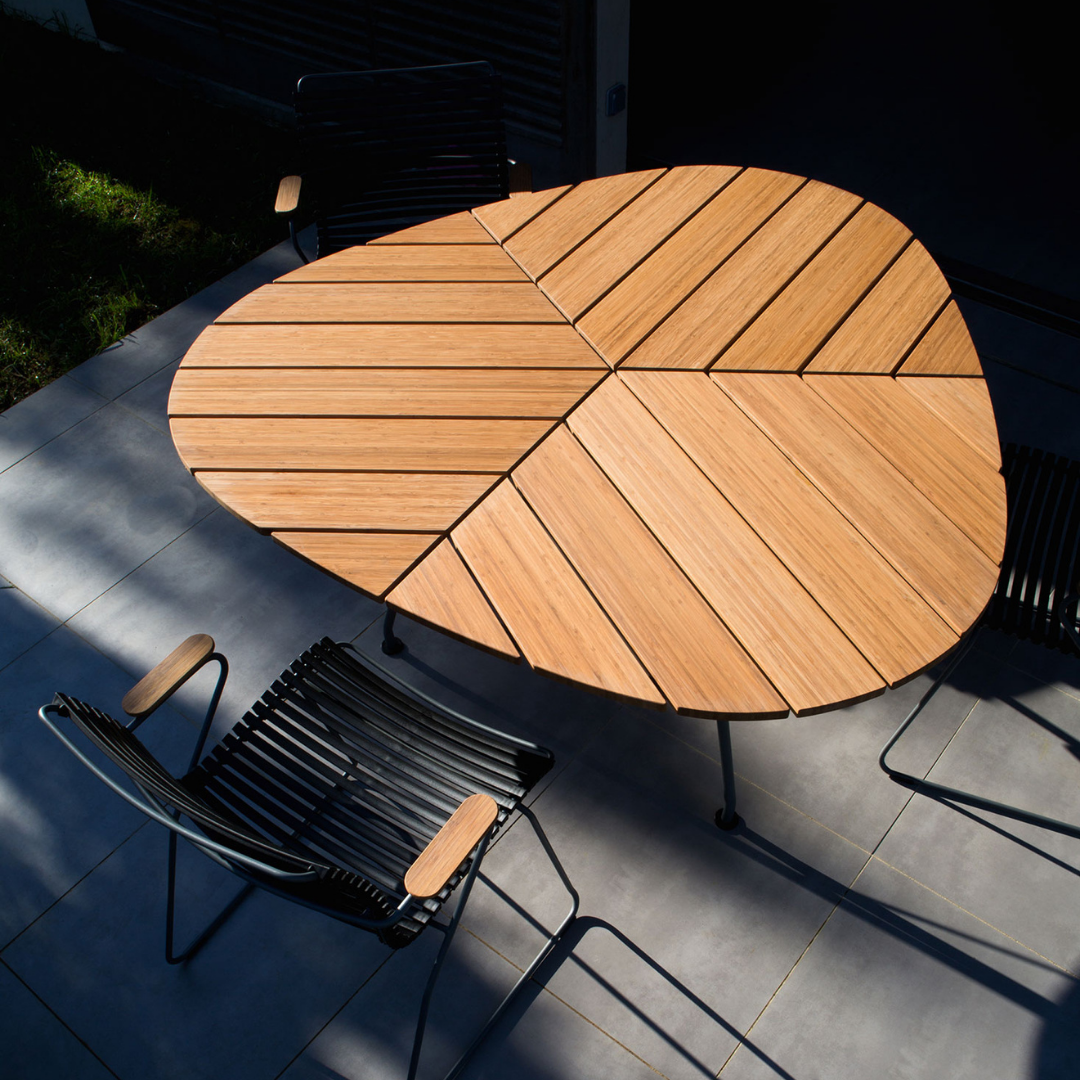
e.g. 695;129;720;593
0;11;296;411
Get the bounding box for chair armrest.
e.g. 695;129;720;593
508;161;532;196
275;175;303;215
122;634;216;720
404;793;498;899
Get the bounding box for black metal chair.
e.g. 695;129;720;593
38;634;577;1080
880;444;1080;838
275;61;530;263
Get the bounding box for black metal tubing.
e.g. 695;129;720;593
382;607;405;655
714;720;740;830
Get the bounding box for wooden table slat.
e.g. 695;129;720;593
896;300;983;375
539;165;744;322
804;374;1007;560
452;479;666;706
713;372;1000;635
577;167;805;365
270;530;437;599
513;426;789;717
713;202;912;372
386;538;520;660
275;244;529;283
366;212;495;244
190;470;495;531
896;374;1001;465
471;186;572;242
621;371;959;684
171;416;556;473
169;368;603;418
216;282;567;324
504;169;666;279
182;323;608;369
803;241;951;374
624;180;862;370
569;378;885;712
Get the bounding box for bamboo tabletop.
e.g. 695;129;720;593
169;166;1006;719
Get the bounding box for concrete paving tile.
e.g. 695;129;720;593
0;403;216;621
455;712;871;1078
717;857;1079;1080
0;962;117;1080
0;375;109;473
0;625;194;949
3;824;387;1080
980;360;1080;462
116;357;181;435
0;574;60;671
1004;638;1080;698
875;663;1080;971
68;507;381;736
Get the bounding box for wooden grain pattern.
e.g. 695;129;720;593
472;186;571;242
180;323;607;369
513;426;789;717
404;793;498;898
804;374;1006;560
216;282;566;324
540;165;742;322
897;301;983;375
270;531;436;599
803;241;950;373
275;244;529;283
122;634;215;718
191;471;495;530
171;417;555;472
367;211;495;244
713;202;912;372
452;479;665;706
569;378;884;712
387;539;520;660
714;372;999;634
577;168;804;365
504;169;665;278
624;181;862;370
896;374;1000;465
169;368;603;418
621;371;958;683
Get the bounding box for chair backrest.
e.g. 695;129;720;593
986;444;1080;654
294;62;510;256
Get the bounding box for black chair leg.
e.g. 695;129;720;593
382;608;405;656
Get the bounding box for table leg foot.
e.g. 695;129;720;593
714;808;741;831
381;608;405;656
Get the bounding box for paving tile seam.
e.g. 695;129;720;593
980;351;1080;396
0;956;124;1080
0;396;111;476
868;855;1077;976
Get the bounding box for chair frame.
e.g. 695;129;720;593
39;635;578;1080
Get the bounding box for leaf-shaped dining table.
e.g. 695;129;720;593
169;165;1006;827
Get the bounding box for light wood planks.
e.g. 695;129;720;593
367;211;495;244
713;202;912;372
181;323;607;369
624;180;862;370
276;244;529;283
621;371;958;684
452;479;665;706
568;378;884;712
897;300;983;375
169;368;602;418
386;539;520;660
714;372;1000;634
896;374;1000;465
513;426;789;717
472;186;572;242
217;283;566;324
804;374;1006;560
270;531;437;599
404;793;499;899
577;168;804;365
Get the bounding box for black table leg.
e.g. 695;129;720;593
715;719;740;830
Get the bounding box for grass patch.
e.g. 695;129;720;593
0;11;295;411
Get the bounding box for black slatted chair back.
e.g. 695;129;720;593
294;62;510;256
52;639;552;948
987;444;1080;654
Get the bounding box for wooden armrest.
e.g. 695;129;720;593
275;175;302;215
508;160;532;196
404;793;498;899
122;634;216;719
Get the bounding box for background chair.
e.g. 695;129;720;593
275;61;529;263
880;444;1080;837
39;634;577;1080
